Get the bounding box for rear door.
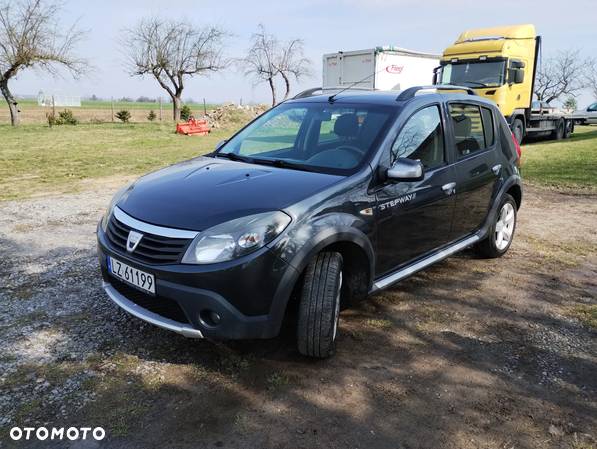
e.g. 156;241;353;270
375;104;456;276
447;102;500;238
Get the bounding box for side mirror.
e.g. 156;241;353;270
214;139;227;151
387;158;424;181
432;66;441;85
508;67;525;84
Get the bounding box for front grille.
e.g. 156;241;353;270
111;279;190;324
106;214;192;264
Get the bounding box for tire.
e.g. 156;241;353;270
297;252;343;358
512;119;524;144
563;120;573;138
551;119;565;140
474;194;517;259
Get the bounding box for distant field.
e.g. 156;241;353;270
0;123;234;200
0;99;220;124
522;126;597;191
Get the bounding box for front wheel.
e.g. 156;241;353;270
475;194;517;258
297;252;343;358
512;119;524;144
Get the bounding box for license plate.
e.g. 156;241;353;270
108;256;155;294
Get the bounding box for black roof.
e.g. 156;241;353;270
286;88;498;108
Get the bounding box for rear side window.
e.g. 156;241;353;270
449;103;492;157
481;107;494;147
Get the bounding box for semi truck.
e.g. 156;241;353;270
322;47;439;91
434;24;576;142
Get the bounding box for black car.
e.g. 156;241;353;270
97;85;522;358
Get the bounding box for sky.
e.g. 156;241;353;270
10;0;597;107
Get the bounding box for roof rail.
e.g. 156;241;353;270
293;86;376;99
396;85;477;102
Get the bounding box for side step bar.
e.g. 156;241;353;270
371;234;480;292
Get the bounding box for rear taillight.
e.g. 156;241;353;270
511;132;522;162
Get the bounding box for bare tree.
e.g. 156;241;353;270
278;38;312;101
243;25;280;106
123;18;227;121
242;25;312;106
0;0;86;126
534;49;589;104
585;58;597;101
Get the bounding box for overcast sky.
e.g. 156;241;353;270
11;0;597;107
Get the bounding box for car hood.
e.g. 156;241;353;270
116;157;343;231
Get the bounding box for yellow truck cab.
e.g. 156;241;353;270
435;24;574;142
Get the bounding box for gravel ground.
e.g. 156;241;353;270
0;180;595;449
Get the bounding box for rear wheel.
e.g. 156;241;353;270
512;119;524;144
551;119;565;140
564;120;573;138
297;252;343;358
475;194;517;258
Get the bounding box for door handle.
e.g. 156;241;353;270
442;182;456;195
492;164;502;175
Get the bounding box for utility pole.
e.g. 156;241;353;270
111;97;114;122
203;98;207;115
159;97;163;121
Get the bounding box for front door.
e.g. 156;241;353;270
375;104;456;276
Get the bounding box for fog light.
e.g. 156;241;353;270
209;311;221;325
200;310;221;326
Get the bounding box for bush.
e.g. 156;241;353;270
115;110;132;123
47;109;78;126
180;105;192;121
147;110;157;122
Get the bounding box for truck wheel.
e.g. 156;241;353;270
564;120;573;138
474;194;517;259
297;252;343;358
512;119;524;144
552;119;565;140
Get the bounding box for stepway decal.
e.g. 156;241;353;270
378;193;416;211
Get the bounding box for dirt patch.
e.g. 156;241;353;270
0;185;595;449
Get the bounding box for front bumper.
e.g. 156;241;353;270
97;223;299;340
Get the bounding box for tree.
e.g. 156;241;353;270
563;97;577;111
534;49;589;104
123;18;227;121
243;25;280;106
585;59;597;101
0;0;86;126
277;38;312;101
242;25;312;106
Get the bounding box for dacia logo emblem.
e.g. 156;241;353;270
126;230;143;253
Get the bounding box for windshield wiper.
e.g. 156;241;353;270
214;152;253;163
450;80;489;88
250;158;317;173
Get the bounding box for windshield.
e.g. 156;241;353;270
217;102;395;175
441;60;506;87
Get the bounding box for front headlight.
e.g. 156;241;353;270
181;211;291;264
100;182;134;232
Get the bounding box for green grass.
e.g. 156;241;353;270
522;126;597;191
0;122;234;201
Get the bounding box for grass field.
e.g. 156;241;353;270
522;126;597;191
0;123;231;200
0;122;595;202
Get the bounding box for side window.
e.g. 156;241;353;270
481;107;494;147
390;105;445;170
449;103;488;157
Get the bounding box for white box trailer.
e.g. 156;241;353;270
322;46;440;91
